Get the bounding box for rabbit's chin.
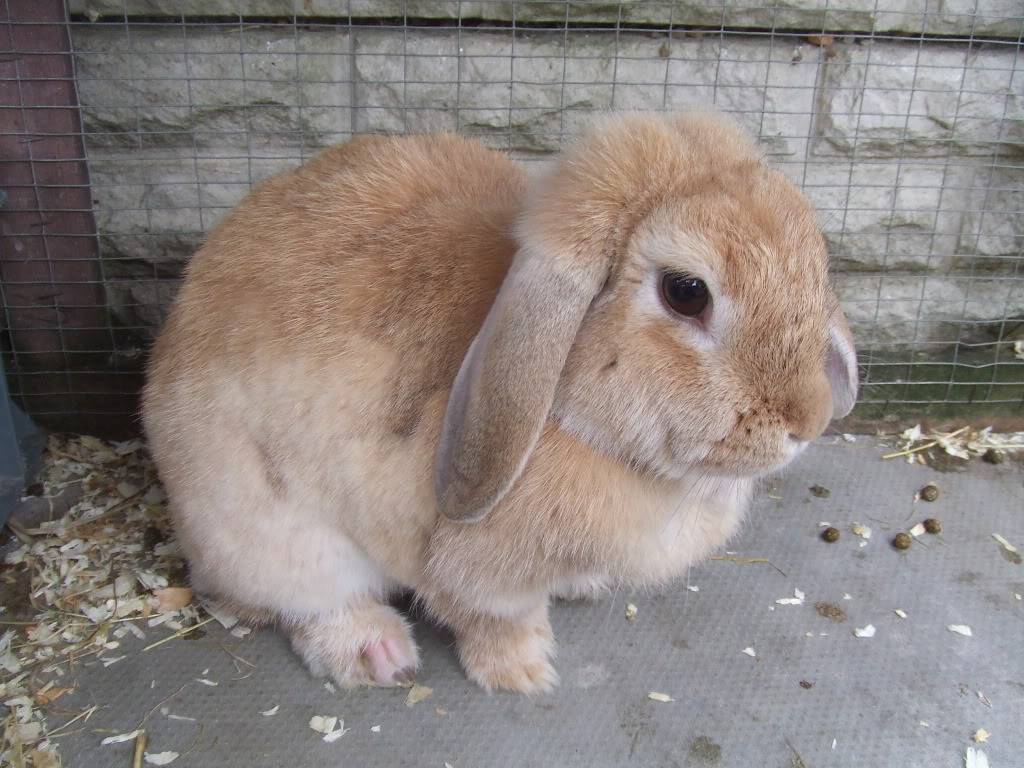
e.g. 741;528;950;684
692;435;810;480
563;424;809;485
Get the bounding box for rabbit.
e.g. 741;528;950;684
142;111;858;694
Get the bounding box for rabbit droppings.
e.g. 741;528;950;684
142;112;857;694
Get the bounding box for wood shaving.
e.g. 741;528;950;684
15;722;42;742
894;609;907;619
143;617;215;651
310;715;349;742
322;729;346;744
204;605;238;630
32;687;73;707
948;624;973;637
100;729;143;745
194;678;218;686
260;705;279;717
853;624;876;638
0;435;214;768
686;586;700;592
992;533;1018;554
6;697;34;727
133;731;147;767
647;692;673;702
624;603;638;621
116;481;140;498
405;683;433;707
308;715;337;734
154;588;193;612
27;750;59;768
742;647;756;657
909;523;926;537
973;729;990;743
775;589;805;606
965;747;990;768
850;523;872;540
885;424;1024;464
144;751;179;765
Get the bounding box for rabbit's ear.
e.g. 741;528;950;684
436;245;608;522
827;308;858;419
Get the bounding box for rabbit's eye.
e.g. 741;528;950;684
660;272;710;318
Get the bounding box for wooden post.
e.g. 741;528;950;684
1;0;138;437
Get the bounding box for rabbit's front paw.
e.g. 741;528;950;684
456;604;558;694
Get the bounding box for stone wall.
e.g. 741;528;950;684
65;7;1024;367
68;0;1024;38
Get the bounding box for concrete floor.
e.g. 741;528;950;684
47;439;1024;767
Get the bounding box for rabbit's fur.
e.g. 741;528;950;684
143;112;857;693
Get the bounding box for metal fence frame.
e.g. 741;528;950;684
2;1;1023;437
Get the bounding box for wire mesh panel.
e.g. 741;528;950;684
1;1;1022;436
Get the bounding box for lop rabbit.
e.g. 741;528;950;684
143;112;857;693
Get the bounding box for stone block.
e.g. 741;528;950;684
955;166;1024;269
835;273;1024;348
817;40;1023;160
804;161;966;272
74;25;352;151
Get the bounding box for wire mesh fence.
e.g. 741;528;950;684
2;1;1023;436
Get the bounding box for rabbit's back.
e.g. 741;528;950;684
158;134;525;367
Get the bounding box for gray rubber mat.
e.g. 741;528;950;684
47;439;1024;767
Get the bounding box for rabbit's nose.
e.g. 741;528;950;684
784;372;832;442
